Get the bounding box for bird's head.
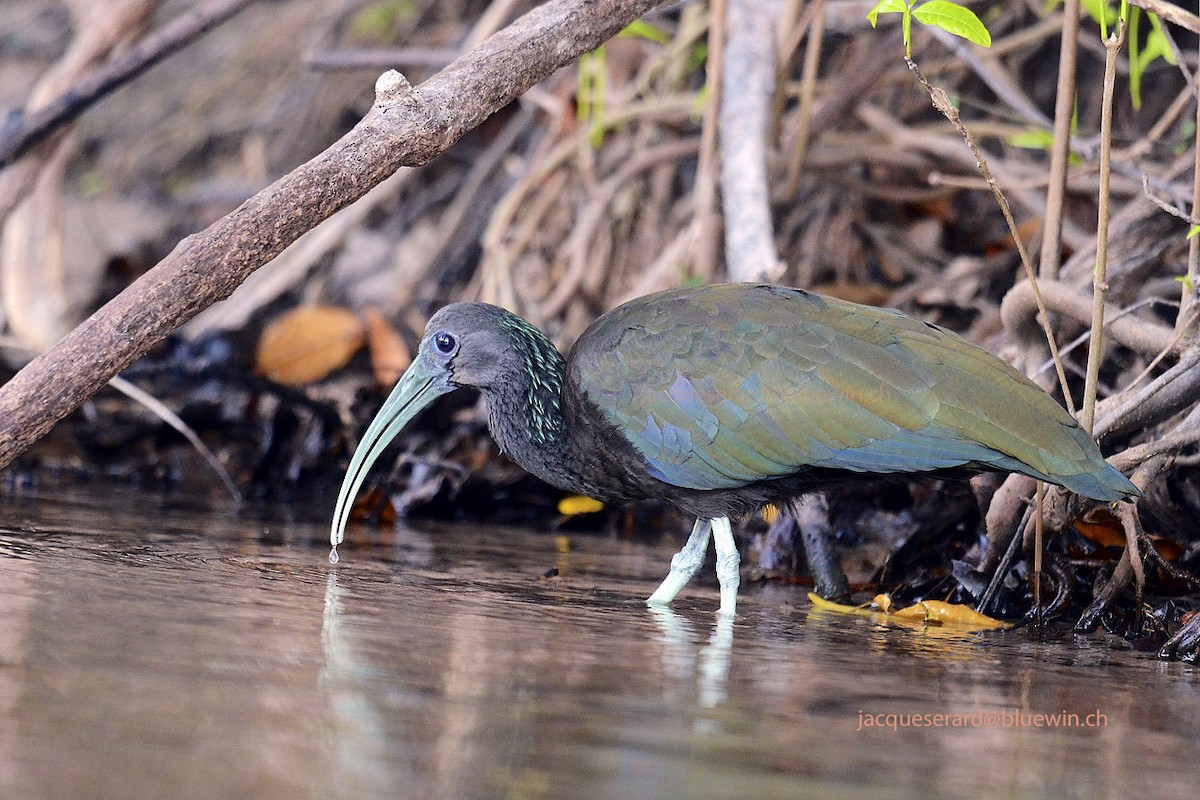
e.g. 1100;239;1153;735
330;302;561;549
419;302;533;391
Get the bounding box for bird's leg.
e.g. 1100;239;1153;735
646;518;712;607
711;517;740;617
793;494;850;601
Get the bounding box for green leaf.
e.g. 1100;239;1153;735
1129;7;1143;109
620;19;670;44
1129;13;1177;111
912;1;992;47
1081;0;1119;24
1007;129;1055;150
347;0;417;41
1148;14;1178;65
576;47;609;149
1188;225;1200;241
867;0;908;27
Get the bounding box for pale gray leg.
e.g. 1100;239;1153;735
647;518;712;607
711;517;740;616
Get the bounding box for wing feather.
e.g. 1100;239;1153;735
570;284;1106;492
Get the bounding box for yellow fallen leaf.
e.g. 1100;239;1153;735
557;495;604;516
874;593;1008;629
807;592;875;617
811;591;1009;630
255;305;365;385
904;600;1010;629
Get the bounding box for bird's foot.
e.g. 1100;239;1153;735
646;518;712;607
715;553;740;617
646;577;687;608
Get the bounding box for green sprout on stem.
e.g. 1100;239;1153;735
1127;8;1176;110
576;46;609;150
619;19;670;44
1059;0;1175;110
867;0;992;58
577;21;678;150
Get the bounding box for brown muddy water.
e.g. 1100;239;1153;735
0;489;1197;800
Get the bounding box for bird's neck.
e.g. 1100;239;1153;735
480;317;647;503
481;319;571;482
480;321;650;504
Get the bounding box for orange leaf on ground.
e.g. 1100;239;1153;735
255;305;365;386
1073;508;1126;549
363;306;411;389
1151;537;1184;562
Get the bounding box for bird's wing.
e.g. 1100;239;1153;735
571;284;1090;491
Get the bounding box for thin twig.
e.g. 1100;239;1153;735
1143;173;1200;225
108;376;242;504
783;0;826;195
1038;0;1081;280
1032;481;1045;627
980;505;1032;614
1124;0;1200;34
0;337;240;502
1082;22;1125;434
1185;24;1200;334
1124;307;1198;393
905;58;1076;415
0;0;257;168
691;0;724;282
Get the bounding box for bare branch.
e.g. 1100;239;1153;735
719;0;785;282
0;0;663;469
1038;0;1080;280
1000;278;1177;359
1125;0;1200;35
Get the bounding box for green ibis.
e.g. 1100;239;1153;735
329;283;1138;614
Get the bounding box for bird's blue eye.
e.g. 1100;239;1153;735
434;332;456;354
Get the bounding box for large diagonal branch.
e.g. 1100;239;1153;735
0;0;661;469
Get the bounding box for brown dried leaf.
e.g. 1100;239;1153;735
1151;537;1184;563
1073;509;1126;549
254;305;365;386
363;306;410;389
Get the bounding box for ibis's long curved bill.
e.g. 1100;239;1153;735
330;358;454;550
